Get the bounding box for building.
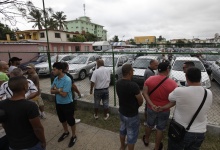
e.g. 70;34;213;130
134;36;156;44
65;16;107;41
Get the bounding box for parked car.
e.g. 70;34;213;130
210;59;220;85
132;55;161;88
68;54;100;80
169;57;211;89
35;54;75;76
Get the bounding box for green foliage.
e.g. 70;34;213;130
112;35;119;42
84;32;98;41
0;22;17;40
68;35;86;42
128;38;136;45
52;11;67;30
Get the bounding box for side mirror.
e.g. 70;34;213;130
88;61;92;64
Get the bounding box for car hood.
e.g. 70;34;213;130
68;64;86;70
35;62;50;68
170;70;209;82
133;68;146;76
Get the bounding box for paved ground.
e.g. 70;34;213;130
42;113;154;150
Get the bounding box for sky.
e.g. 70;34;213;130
2;0;220;40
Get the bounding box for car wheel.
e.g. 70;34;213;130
79;70;86;80
210;73;215;81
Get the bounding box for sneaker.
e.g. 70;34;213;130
94;114;98;120
104;113;109;120
41;113;46;119
58;132;69;142
75;118;81;124
68;136;77;147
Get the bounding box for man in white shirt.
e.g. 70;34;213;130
160;67;212;150
8;57;22;74
90;59;110;120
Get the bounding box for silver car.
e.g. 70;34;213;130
210;59;220;85
68;54;100;80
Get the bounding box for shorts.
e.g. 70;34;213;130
31;95;44;107
94;89;109;109
56;102;75;126
146;108;170;131
119;113;140;144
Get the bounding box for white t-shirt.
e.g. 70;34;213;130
90;66;110;89
8;66;17;74
169;86;212;133
0;79;38;100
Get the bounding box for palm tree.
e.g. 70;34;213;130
52;11;67;31
46;18;58;30
28;9;43;29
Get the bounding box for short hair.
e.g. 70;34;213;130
53;62;63;70
186;67;201;82
10;68;23;77
8;76;27;93
184;61;195;68
149;59;156;65
97;59;104;67
62;62;68;71
122;64;133;76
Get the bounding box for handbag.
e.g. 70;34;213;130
168;89;207;142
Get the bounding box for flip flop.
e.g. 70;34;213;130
142;135;149;146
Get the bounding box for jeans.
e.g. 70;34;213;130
94;89;109;109
119;113;140;144
168;132;205;150
9;142;45;150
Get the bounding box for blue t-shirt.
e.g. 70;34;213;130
51;74;73;104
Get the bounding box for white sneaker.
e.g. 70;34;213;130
94;114;99;120
75;119;81;124
41;112;46;119
104;113;109;120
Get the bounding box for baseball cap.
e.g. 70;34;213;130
158;62;170;72
10;57;22;62
26;63;35;69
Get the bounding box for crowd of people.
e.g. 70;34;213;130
0;55;213;150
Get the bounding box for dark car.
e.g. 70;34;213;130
19;55;48;70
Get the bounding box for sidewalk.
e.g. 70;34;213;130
43;112;154;150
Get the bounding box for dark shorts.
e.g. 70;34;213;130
56;102;75;126
94;88;109;109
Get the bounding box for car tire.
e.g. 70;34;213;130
210;73;215;81
79;70;86;80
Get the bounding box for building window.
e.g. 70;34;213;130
67;34;70;38
55;33;61;38
76;26;78;29
40;32;45;38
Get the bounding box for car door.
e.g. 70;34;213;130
86;56;96;73
215;61;220;83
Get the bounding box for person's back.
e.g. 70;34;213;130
92;66;110;86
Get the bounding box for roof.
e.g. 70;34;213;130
175;57;200;61
137;56;159;59
110;42;126;46
93;41;110;46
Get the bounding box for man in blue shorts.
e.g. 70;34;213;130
116;64;143;150
51;62;77;148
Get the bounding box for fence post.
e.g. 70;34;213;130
112;51;117;106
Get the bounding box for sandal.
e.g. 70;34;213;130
142;135;149;146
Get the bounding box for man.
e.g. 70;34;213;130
8;57;22;74
181;61;195;86
143;59;159;81
142;62;177;150
62;62;81;123
50;62;77;148
116;64;143;150
0;76;46;150
165;67;212;149
0;68;38;100
0;61;9;86
26;64;46;119
90;59;110;120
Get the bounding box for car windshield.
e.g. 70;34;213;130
172;60;205;72
102;57;118;67
50;55;63;63
36;55;46;62
205;55;220;61
69;56;88;64
133;58;151;69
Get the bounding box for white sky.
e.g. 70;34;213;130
2;0;220;40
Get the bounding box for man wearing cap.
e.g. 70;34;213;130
8;57;22;74
26;64;46;119
142;62;177;150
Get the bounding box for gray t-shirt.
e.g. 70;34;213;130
143;67;155;81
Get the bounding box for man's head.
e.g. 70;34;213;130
122;64;133;79
183;61;195;73
157;62;170;75
26;63;36;74
185;67;201;83
8;76;28;94
10;68;23;78
9;57;22;66
149;59;159;70
62;62;69;72
52;62;63;76
0;61;9;73
97;59;104;68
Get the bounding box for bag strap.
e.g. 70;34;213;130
149;77;168;96
186;89;207;131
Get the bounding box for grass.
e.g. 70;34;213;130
44;99;219;150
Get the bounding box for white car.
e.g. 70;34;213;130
170;57;211;89
35;54;75;76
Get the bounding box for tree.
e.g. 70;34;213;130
68;35;86;42
0;22;17;40
112;35;119;42
28;9;43;29
158;35;163;42
52;11;67;31
84;32;98;41
128;38;136;45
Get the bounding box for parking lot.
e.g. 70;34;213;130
40;75;220;126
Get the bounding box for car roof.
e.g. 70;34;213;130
175;57;200;61
136;55;159;59
101;54;127;58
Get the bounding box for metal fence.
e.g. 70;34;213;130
1;50;220;127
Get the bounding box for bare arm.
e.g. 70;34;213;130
50;88;67;97
72;83;81;97
90;82;95;94
135;92;143;106
142;86;157;111
29;117;46;149
27;92;38;100
158;102;176;111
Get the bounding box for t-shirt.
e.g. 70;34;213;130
143;67;155;81
8;66;17;74
169;86;212;133
0;99;39;149
144;75;177;111
0;72;9;82
116;79;140;117
51;74;73;104
91;66;110;89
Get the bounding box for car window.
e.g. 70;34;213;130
89;56;95;62
205;55;220;61
172;60;205;72
69;56;88;64
133;58;151;69
122;56;128;63
103;57;118;67
62;56;70;61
